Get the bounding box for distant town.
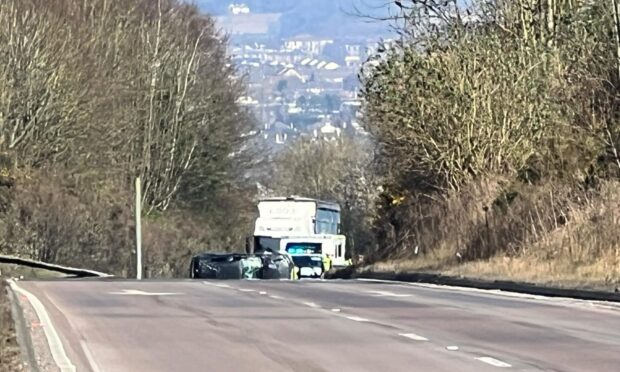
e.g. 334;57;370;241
215;3;395;150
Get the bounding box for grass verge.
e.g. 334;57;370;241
367;253;620;292
0;280;23;372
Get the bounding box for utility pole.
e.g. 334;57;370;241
135;177;143;280
611;0;620;172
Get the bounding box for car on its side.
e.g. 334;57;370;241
189;252;296;280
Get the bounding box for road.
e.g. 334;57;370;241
10;279;620;372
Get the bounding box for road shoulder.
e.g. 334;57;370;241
9;280;79;372
330;267;620;303
1;280;28;372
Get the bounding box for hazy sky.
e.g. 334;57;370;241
194;0;397;39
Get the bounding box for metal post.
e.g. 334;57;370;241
135;177;142;280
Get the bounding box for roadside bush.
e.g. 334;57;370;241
371;178;620;286
0;171;135;275
360;1;620;286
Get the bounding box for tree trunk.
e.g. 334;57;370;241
613;0;620;84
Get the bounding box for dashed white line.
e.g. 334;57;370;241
399;333;429;341
303;302;320;308
214;284;232;288
367;290;411;298
259;291;267;295
9;280;77;372
109;289;180;296
331;308;341;312
269;295;284;300
238;288;255;292
476;357;512;368
446;346;459;351
346;316;370;322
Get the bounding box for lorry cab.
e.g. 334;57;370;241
249;196;348;267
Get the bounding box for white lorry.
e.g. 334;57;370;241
248;196;347;267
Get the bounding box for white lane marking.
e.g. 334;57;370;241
80;340;102;372
215;284;232;288
109;289;180;296
259;291;267;295
476;357;512;368
238;288;255;292
9;280;77;372
367;290;411;298
303;302;320;308
399;333;429;341
331;308;341;312
346;316;369;322
269;295;284;300
446;346;459;351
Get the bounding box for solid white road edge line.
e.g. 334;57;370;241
346;316;369;322
80;340;102;372
476;357;512;368
356;278;619;309
9;280;77;372
399;333;429;341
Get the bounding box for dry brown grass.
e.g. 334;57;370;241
368;179;620;291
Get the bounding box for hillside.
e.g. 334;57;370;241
196;0;396;38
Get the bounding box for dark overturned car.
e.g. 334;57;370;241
189;252;296;280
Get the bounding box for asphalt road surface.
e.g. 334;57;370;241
10;279;620;372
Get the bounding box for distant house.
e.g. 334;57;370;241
319;122;341;140
345;55;361;68
264;121;297;145
345;44;362;56
228;3;250;15
287;102;303;114
273;67;307;91
284;35;334;56
306;120;342;141
278;67;306;83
